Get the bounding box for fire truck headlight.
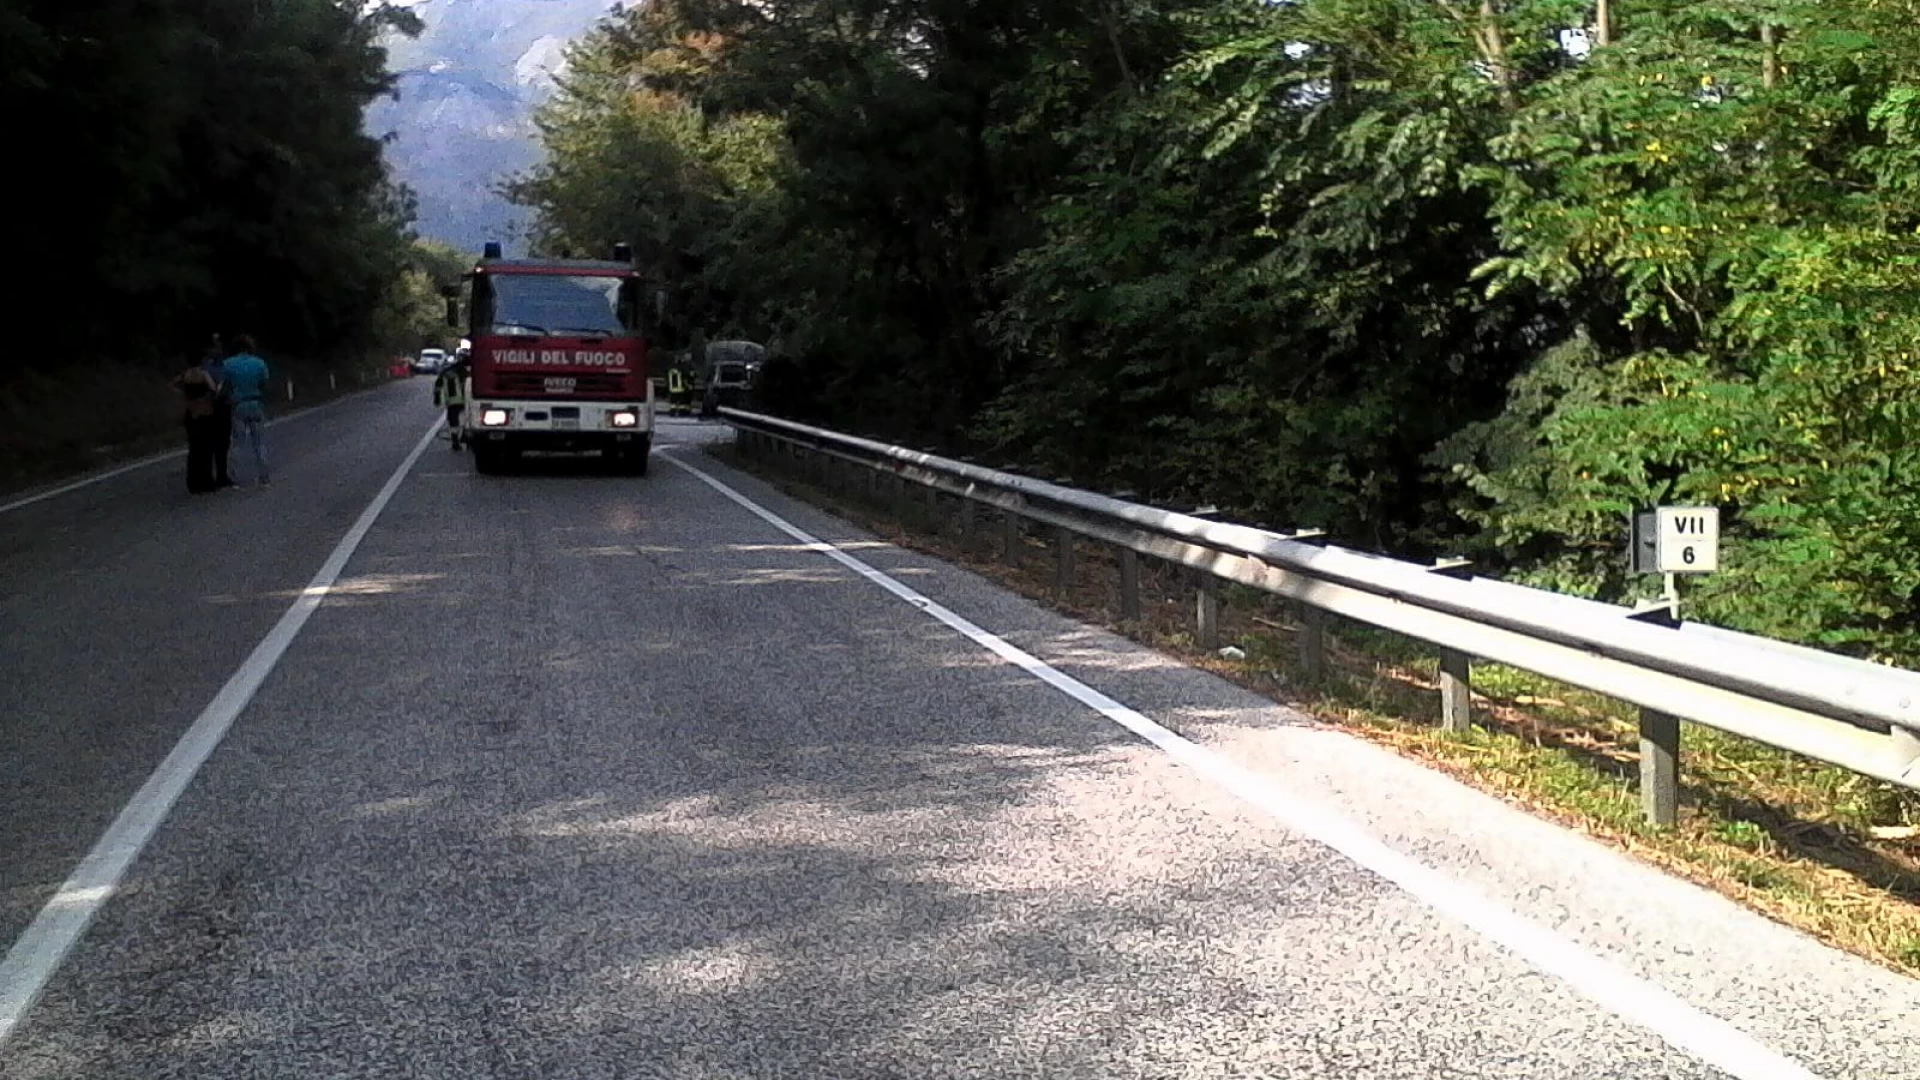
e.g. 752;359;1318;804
610;410;639;428
480;408;510;427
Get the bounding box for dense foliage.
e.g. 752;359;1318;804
516;0;1920;661
0;0;450;384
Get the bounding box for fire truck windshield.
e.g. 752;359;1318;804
488;274;632;337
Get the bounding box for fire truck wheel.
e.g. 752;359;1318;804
472;445;503;475
616;446;649;476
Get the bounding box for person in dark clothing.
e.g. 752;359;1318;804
202;339;234;488
172;359;221;494
433;351;470;450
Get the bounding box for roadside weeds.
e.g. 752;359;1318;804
712;443;1920;978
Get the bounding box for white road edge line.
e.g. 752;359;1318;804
0;384;392;516
0;417;442;1047
664;450;1824;1080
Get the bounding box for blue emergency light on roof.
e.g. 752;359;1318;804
483;241;503;260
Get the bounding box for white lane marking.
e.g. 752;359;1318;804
0;384;395;515
0;417;442;1047
664;451;1823;1080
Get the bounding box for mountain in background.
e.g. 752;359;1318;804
367;0;619;255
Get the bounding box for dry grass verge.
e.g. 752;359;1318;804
713;443;1920;977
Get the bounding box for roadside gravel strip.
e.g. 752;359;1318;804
662;452;1824;1080
0;417;441;1045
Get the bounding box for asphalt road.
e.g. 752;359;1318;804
1;380;1916;1078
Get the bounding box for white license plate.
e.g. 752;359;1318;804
552;418;578;430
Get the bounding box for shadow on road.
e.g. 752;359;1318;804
1;457;1681;1080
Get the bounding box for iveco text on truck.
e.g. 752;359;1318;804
450;241;655;475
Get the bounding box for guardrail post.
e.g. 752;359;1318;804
1639;708;1681;827
1439;649;1472;733
907;475;927;523
1000;512;1020;567
956;495;975;548
1053;527;1074;589
922;480;940;528
1297;605;1325;680
1895;728;1920;789
1118;548;1141;621
888;470;908;516
1620;599;1682;826
1429;559;1474;730
1196;574;1220;650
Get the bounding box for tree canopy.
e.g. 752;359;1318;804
516;0;1920;661
0;0;446;375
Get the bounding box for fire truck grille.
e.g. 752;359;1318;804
490;372;633;398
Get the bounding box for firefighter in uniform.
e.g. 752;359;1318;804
666;365;691;416
434;352;471;450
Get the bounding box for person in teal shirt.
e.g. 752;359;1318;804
223;336;271;486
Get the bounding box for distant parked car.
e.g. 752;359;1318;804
411;348;447;375
700;341;764;417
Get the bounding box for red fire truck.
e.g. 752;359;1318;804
450;241;656;475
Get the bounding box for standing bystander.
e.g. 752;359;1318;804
171;356;219;495
222;335;273;487
201;335;234;489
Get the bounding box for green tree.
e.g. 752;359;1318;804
0;0;426;376
1443;0;1920;657
521;0;1920;662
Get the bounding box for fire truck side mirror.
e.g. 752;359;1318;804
483;241;503;260
613;242;633;263
444;297;459;328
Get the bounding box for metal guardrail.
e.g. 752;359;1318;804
720;407;1920;823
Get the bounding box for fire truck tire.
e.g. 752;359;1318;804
615;444;650;476
472;445;504;475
